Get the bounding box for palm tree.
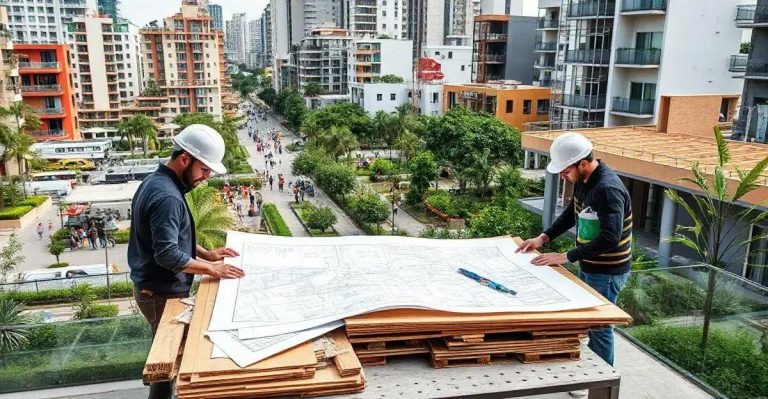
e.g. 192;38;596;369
0;102;41;198
0;298;31;353
303;82;324;97
666;126;768;350
118;115;157;157
315;126;358;161
186;185;236;249
0;123;16;209
394;129;424;162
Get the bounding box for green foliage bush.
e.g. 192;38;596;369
348;191;390;232
424;191;457;218
76;304;119;319
418;226;468;239
262;204;292;237
305;206;337;233
52;228;70;241
0;281;134;306
112;229;130;244
407;152;438;205
369;159;395;181
47;262;70;268
630;325;768;399
291;148;334;177
315;162;356;198
207;176;263;190
16;196;48;207
0;206;33;220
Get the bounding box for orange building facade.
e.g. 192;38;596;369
15;44;79;141
443;82;550;130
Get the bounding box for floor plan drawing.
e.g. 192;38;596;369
209;233;604;337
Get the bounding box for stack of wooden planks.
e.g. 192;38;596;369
143;298;189;384
172;278;365;399
345;267;632;368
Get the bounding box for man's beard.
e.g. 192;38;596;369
181;160;202;192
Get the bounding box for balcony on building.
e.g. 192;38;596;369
736;5;768;28
29;129;65;138
21;84;63;95
478;53;506;63
35;107;65;118
535;42;557;52
564;49;611;65
536;18;559;29
535;78;553;87
567;1;616;18
729;54;748;73
560;94;607;110
614;48;661;67
18;61;61;72
620;0;666;14
534;58;556;69
611;97;654;117
744;62;768;79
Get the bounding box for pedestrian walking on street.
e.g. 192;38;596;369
48;220;53;232
268;175;274;190
37;222;44;240
293;185;300;204
128;124;244;399
88;222;98;250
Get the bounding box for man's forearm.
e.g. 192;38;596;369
196;245;210;260
182;258;216;276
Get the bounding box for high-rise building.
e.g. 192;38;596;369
343;0;404;39
406;0;477;58
535;0;745;130
15;44;80;141
0;8;24;175
248;19;263;68
262;4;273;69
733;0;768;143
208;3;224;30
225;12;249;64
141;0;227;120
298;27;352;95
348;38;412;84
98;0;120;19
66;15;143;139
4;0;98;44
471;15;537;84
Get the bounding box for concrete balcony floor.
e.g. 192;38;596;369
0;335;711;399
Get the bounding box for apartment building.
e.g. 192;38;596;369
67;15;142;135
97;0;118;19
444;82;550;130
262;4;272;69
141;0;226;120
520;94;768;286
407;0;478;57
248;18;263;68
537;0;745;130
422;45;472;83
343;0;405;39
348;38;413;114
15;44;80;140
4;0;98;44
207;3;223;30
733;0;768;143
226;13;249;64
472;15;537;84
0;8;23;175
297;27;352;96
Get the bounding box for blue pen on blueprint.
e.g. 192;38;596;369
457;268;517;295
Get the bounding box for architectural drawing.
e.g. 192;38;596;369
209;233;604;337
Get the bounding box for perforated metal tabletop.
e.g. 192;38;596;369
325;349;620;399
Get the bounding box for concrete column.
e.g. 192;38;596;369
534;154;541;169
657;193;678;267
542;172;559;231
644;184;657;233
524;151;531;170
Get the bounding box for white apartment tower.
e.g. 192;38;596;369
227;12;249;64
343;0;405;39
67;15;143;130
248;18;263;68
535;0;746;129
4;0;98;44
407;0;478;57
298;27;352;95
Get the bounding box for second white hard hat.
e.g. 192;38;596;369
546;132;593;174
172;124;227;174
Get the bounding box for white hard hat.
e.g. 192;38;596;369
172;124;227;174
546;132;593;174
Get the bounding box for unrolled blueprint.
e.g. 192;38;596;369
209;233;603;338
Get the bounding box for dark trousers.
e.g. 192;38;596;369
135;289;187;399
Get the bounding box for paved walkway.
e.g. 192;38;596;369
237;112;362;237
376;191;428;236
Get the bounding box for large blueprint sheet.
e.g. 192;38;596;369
209;233;603;337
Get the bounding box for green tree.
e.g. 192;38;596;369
666;126;768;350
306;206;337;233
314;126;359;160
141;79;164;96
0;298;31;353
372;111;400;157
468;200;540;239
282;91;306;128
70;283;96;320
48;239;65;265
301;102;372;142
292;147;334;176
258;87;277;107
370;159;395;178
394;129;424;162
406;151;438;205
0;234;24;283
4;132;36;198
380;74;404;83
187;185;236;249
495;166;528;199
350;190;390;233
315;162;356;198
303;82;324;97
0;102;41;198
118;114;157;157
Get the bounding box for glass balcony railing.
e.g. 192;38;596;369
729;54;748;72
537;18;560;29
564;49;611;64
621;0;666;12
29;129;65;137
612;97;655;115
736;5;768;25
18;61;60;69
21;84;62;92
567;1;616;18
535;42;557;51
0;316;152;393
616;265;768;399
745;62;768;78
561;94;606;109
615;48;661;65
35;107;64;115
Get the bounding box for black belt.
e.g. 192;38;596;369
136;288;188;299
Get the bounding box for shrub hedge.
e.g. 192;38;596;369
17;195;48;207
113;229;130;244
207;176;262;190
0;205;33;220
262;203;292;236
0;281;134;305
48;262;70;268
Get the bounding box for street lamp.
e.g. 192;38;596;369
390;183;397;234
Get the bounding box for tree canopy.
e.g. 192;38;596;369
301;102;372;142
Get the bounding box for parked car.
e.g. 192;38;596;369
15;264;120;282
49;159;96;171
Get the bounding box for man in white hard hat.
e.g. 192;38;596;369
128;124;245;399
517;132;632;370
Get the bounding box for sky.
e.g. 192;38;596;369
122;0;269;27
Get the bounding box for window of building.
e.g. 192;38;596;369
382;10;386;16
390;93;396;100
377;94;382;101
523;100;532;114
505;100;513;113
745;223;768;286
448;51;453;59
435;51;440;56
382;23;386;29
432;92;438;103
537;99;550;115
461;65;465;71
